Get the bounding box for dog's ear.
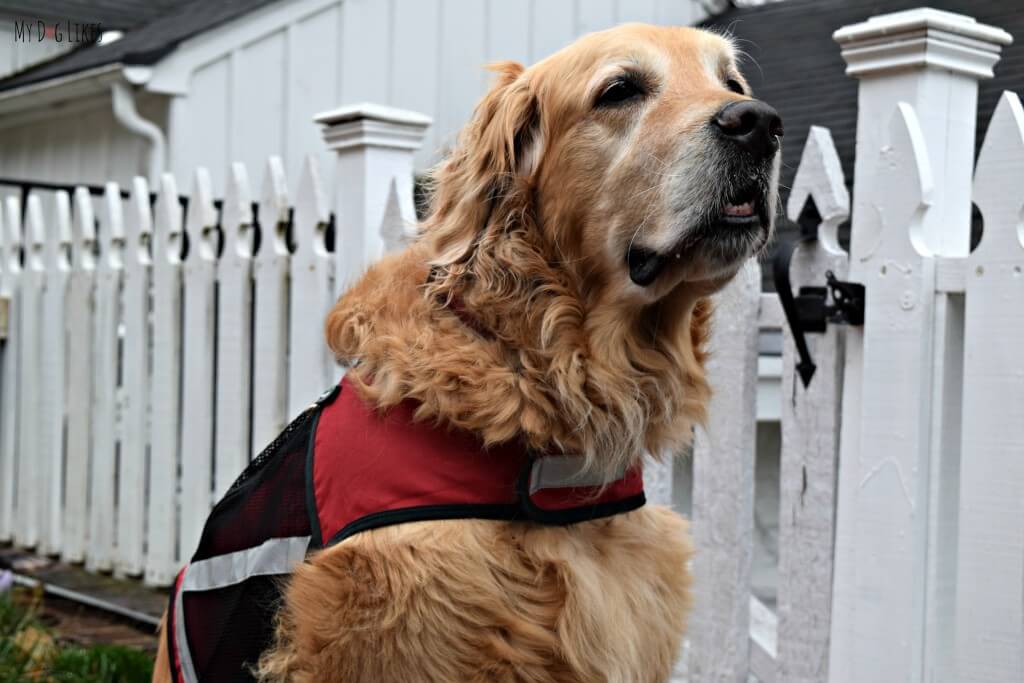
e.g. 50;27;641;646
424;61;542;266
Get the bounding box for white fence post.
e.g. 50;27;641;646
830;11;1011;682
147;173;184;586
214;163;255;497
689;259;760;682
179;168;218;559
16;195;45;549
0;198;22;543
251;157;290;453
776;126;849;683
64;189;96;565
39;191;71;556
120;178;153;575
954;91;1024;682
287;157;335;416
315;104;430;292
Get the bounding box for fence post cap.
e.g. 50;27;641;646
315;103;432;152
834;8;1012;79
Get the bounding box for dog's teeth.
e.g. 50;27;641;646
724;201;755;217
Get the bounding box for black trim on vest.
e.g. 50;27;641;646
166;581;180;683
305;383;341;550
323;493;647;549
325;503;523;547
521;492;647;525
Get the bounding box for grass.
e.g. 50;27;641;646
0;585;153;683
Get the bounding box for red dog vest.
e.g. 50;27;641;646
167;377;645;682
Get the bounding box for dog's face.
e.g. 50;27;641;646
341;25;770;475
452;24;780;306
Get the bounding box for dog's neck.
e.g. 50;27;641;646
325;244;711;481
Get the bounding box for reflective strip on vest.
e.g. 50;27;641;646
527;456;626;494
174;535;311;682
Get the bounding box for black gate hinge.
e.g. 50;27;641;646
773;239;865;388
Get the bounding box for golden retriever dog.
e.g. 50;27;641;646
154;22;780;683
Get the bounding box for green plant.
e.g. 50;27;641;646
47;644;153;682
0;590;153;683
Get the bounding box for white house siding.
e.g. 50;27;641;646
0;91;167;225
156;0;711;195
0;16;76;80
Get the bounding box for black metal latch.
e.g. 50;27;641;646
773;240;865;388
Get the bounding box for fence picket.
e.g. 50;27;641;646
97;181;143;577
179;168;218;559
214;163;255;497
379;178;414;254
146;173;184;586
39;191;71;556
15;195;45;549
252;157;290;452
64;189;96;564
830;103;935;683
954;90;1024;682
120;177;153;575
689;258;761;681
83;184;119;573
0;198;22;542
777;126;849;683
288;156;336;416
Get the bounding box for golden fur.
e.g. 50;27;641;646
154;23;779;683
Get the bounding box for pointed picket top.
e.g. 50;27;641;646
72;187;97;271
868;102;934;260
129;177;153;266
186;167;218;262
101;182;125;272
50;191;73;272
223;162;255;259
24;194;45;273
379;178;415;253
154;173;184;265
787;125;849;252
3;197;22;276
257;156;290;261
972;91;1024;259
293;155;329;259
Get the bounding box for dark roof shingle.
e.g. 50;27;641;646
0;1;187;30
0;0;280;92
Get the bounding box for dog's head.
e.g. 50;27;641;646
425;23;781;307
332;24;780;477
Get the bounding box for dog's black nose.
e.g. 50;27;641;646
712;100;783;160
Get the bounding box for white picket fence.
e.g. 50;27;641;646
0;7;1022;683
0;156;339;584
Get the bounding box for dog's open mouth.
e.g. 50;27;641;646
721;187;761;224
627;185;769;287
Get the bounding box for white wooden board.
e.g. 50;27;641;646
179;168;218;559
214;163;255;496
954;91;1024;683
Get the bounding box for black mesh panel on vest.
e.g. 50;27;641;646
183;576;283;682
192;407;316;562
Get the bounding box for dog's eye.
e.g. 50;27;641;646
597;78;644;107
725;78;745;95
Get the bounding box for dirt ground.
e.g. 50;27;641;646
33;593;160;654
2;545;163;654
